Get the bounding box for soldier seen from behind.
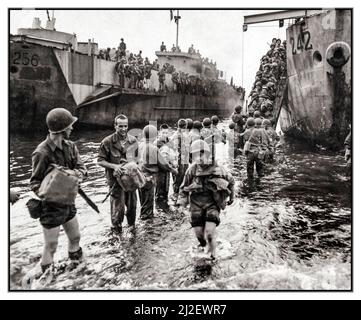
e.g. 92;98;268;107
154;124;177;205
138;125;177;219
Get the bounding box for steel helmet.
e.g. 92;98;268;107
46;108;77;133
255;118;263;127
262;119;271;127
202;117;212;127
211;115;219;124
246;117;255;127
186;118;193;129
190;139;210;154
229;122;236;129
256;81;262;87
234;105;242;112
177;118;187;129
254;110;261;118
193;120;203;130
143;125;158;140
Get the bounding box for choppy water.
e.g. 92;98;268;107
9;121;351;290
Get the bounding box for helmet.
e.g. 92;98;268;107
46;108;77;133
211;115;219;125
256;81;262;87
186;118;193;129
234;105;242;112
202;117;212;127
229;122;236;129
256;70;262;76
190;139;210;154
254;110;261;118
255;118;263;127
246;117;255;127
177;118;187;129
193;120;203;130
262;119;271;127
143;125;158;140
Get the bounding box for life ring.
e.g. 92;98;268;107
326;41;351;68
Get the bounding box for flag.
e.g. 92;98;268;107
170;10;173;21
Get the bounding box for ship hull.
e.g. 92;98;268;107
279;9;351;148
10;41;242;132
77;89;241;128
10;42;77;131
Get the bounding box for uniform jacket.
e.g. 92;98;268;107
98;132;138;186
138;140;174;175
30;135;87;194
178;162;235;210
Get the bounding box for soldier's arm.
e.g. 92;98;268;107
176;170;192;206
73;145;88;181
97;141;119;171
157;149;177;174
29;151;48;195
226;172;235;204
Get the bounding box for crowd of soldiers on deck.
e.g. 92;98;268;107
247;38;287;118
168;71;223;96
104;39;236;95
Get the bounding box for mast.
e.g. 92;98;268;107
175;10;181;50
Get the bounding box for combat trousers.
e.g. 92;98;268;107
156;171;170;202
172;164;189;194
118;74;125;88
110;186;137;227
139;178;155;219
246;151;263;178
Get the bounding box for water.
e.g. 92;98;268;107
9;122;351;290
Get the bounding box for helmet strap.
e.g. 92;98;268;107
49;132;65;149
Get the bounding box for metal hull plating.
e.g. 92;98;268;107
77;89;240;128
10;40;243;131
10;42;77;131
279;9;351;148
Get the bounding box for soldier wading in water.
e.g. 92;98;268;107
177;139;235;259
97;115;138;233
25;108;87;285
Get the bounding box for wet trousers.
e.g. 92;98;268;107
139;179;155;219
172;164;189;194
110;186;137;227
246;151;263;178
156;171;170;201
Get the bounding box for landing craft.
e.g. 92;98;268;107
243;9;351;149
9;10;245;132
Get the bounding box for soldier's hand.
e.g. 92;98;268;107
73;169;84;183
114;165;125;177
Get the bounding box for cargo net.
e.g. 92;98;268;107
247;38;287;120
